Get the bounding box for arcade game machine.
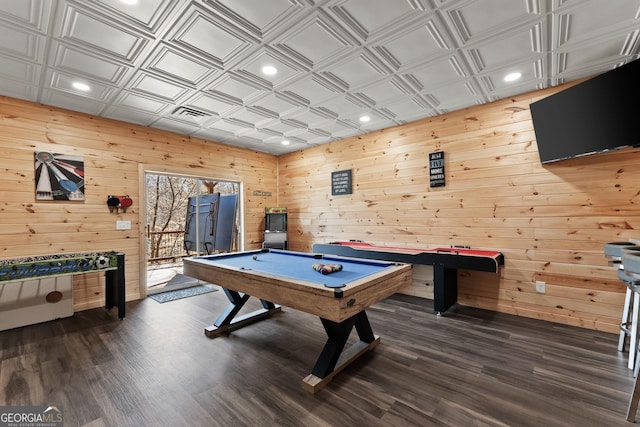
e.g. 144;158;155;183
262;207;287;250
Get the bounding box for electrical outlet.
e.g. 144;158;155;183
535;281;546;293
116;220;131;230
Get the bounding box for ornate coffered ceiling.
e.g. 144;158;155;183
0;0;638;155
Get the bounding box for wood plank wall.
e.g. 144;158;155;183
278;82;640;334
0;96;277;312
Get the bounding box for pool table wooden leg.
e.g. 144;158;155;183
204;287;281;338
302;311;380;394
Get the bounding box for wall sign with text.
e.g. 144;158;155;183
331;170;352;195
429;151;445;187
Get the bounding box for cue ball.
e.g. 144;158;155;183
252;255;258;260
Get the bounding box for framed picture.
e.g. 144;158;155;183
34;152;85;201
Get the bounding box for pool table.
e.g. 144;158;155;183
183;248;412;393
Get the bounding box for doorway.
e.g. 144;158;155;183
144;172;240;295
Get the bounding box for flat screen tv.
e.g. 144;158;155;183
530;58;640;164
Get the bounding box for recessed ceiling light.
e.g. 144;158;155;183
72;82;91;92
359;115;371;123
262;65;278;76
504;72;522;82
281;139;290;145
120;0;139;5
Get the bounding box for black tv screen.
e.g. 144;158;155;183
530;58;640;164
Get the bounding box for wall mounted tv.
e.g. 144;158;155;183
530;58;640;164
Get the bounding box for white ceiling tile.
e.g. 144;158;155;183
430;81;483;112
59;5;148;60
48;70;114;102
235;49;302;87
207;118;248;134
331;125;362;139
464;27;539;72
147;45;214;84
283;108;331;127
282;74;340;105
129;72;191;101
0;80;38;102
210;0;301;33
0;0;52;32
359;118;397;132
333;0;421;39
356;79;406;105
409;58;468;91
228;132;269;146
0;25;43;61
259;120;301;135
187;93;238;116
93;0;176;29
208;75;266;103
558;35;638;75
227;109;272;128
0;55;40;84
316;96;362;118
382;96;433;118
103;105;159;126
447;0;536;43
151;116;202;135
117;92;168;114
315;119;357;135
252;93;303;117
51;42;129;84
279;15;354;66
478;59;543;94
171;9;254;65
193;126;234;142
325;53;385;89
377;20;451;69
558;0;640;46
284;129;331;145
40;89;107;116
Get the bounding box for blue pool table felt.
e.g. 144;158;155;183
201;250;396;288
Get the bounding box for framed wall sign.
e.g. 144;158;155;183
331;170;352;195
429;151;445;187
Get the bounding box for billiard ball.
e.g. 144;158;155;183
252;255;258;260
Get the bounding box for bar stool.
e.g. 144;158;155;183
622;249;640;422
618;268;640;370
604;242;640;370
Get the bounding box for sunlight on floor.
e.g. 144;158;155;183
147;264;200;295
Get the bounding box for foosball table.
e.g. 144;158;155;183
0;251;125;331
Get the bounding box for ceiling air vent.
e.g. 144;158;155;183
172;106;211;119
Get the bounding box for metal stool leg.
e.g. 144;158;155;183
627;372;640;422
621;287;633;351
630;292;640;370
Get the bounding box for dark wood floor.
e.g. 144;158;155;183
0;288;636;426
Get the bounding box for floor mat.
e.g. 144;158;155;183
149;284;216;303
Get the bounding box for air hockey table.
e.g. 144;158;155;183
313;241;504;314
